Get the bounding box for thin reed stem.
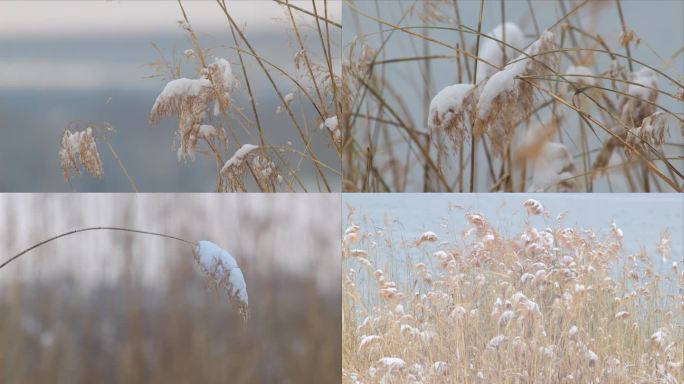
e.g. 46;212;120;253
1;227;194;271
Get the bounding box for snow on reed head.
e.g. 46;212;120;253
427;84;476;151
619;67;658;127
415;231;438;246
320;115;341;144
193;240;248;321
626;111;672;155
475;22;525;83
149;57;237;161
523;199;544;216
528;142;577;192
59;127;104;181
219;144;281;192
476;31;558;155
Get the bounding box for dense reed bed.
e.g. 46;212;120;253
342;198;683;383
342;0;683;192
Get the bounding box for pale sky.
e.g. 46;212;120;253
0;1;341;37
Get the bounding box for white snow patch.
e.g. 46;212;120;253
477;31;554;118
377;357;406;370
220;144;259;173
320;115;339;132
151;77;211;111
359;335;382;352
528;142;575;192
194;240;248;306
427;83;475;129
476;22;525;83
523;199;544;215
199;124;217;138
209;57;236;91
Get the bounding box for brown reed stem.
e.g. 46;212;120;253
1;227;194;271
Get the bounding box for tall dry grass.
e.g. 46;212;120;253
342;199;683;383
0;194;340;383
59;0;342;192
342;0;683;192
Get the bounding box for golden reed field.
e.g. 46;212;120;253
342;198;682;383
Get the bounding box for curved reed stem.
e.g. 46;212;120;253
0;227;194;271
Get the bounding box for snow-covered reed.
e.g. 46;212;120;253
59;127;104;181
57;0;341;192
0;227;249;321
343;199;683;383
344;1;683;192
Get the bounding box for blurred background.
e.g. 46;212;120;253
0;1;341;191
0;194;340;383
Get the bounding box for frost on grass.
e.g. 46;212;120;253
149;57;237;161
427;84;476;150
529;142;577;192
476;31;558;154
475;22;525;83
59;127;104;181
193;240;248;320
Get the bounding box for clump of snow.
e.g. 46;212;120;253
319;115;341;142
193;240;249;314
221;144;259;174
416;231;438;246
428;84;475;126
528;142;576;192
487;334;508;349
320;115;339;131
650;328;667;350
427;83;476;148
377;357;406;370
477;65;520;119
627;67;657;99
359;335;382;352
585;349;598;366
476;22;525;83
277;92;295;114
523;199;544;216
198;124;216;138
477;31;556;120
151;78;212;112
207;57;237;92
